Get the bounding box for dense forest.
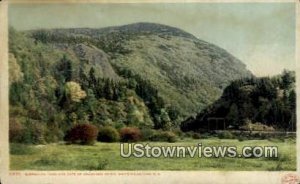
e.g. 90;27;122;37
9;28;169;143
8;23;294;144
181;71;296;132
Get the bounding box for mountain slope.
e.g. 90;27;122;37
181;71;296;132
111;32;252;118
28;22;252;121
9;22;255;143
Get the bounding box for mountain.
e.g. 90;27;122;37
28;22;252;118
9;23;252;143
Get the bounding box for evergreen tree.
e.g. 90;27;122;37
56;55;73;83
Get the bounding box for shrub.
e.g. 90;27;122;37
237;136;246;142
32;122;47;144
29;122;47;144
98;126;120;142
218;131;234;139
64;123;98;145
252;132;268;140
184;131;194;138
140;128;156;141
114;122;126;130
45;128;64;143
200;132;213;139
150;131;177;143
9;118;24;143
172;128;184;137
18;120;47;144
192;132;201;139
119;127;141;142
9;118;46;144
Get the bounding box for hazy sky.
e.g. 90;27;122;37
8;3;295;76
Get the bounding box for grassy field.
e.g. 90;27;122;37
10;138;296;171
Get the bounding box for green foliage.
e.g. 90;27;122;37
182;71;296;132
140;128;156;141
9;23;275;144
184;131;194;138
154;108;172;130
44;122;64;143
192;132;201;139
9;27;156;143
27;23;251;126
9;53;23;84
113;67;171;128
97;126;120;142
12;120;47;144
55;55;73;82
172;128;184;138
217;131;235;139
9;118;24;143
150;131;177;143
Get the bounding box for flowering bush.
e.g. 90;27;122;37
119;127;141;142
64;123;98;145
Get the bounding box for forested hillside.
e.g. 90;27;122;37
181;71;296;132
9;23;253;143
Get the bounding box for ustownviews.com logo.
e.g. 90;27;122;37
120;143;278;158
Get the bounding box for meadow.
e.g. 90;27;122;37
10;138;296;171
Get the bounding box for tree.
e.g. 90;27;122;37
89;67;97;86
56;55;73;82
155;108;172;130
226;103;239;128
79;67;88;89
289;90;296;109
9;53;23;84
97;126;120;142
126;105;144;126
281;70;294;89
65;81;87;103
104;79;114;100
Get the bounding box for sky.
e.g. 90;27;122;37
8;3;295;77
